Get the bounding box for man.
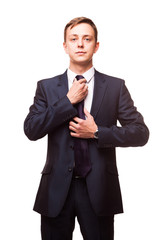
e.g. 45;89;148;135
24;17;149;240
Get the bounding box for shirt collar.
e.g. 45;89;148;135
67;67;95;84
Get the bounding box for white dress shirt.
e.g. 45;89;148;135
67;67;95;113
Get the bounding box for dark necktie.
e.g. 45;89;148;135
74;75;92;177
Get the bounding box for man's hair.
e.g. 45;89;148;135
64;17;98;42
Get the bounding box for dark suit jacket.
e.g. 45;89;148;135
24;70;149;217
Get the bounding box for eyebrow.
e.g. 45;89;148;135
69;34;93;38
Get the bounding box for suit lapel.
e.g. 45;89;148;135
90;70;109;119
57;70;69;97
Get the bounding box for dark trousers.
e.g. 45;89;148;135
41;178;114;240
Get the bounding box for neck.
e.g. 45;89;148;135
69;61;93;74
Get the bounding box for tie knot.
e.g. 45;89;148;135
76;75;84;81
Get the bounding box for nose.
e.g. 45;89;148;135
77;38;83;47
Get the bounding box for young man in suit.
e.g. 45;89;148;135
24;17;149;240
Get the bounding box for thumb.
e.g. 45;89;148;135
84;107;91;118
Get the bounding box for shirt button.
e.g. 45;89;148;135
68;168;73;172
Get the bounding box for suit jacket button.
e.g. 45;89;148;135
68;168;72;172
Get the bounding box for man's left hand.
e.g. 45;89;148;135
69;108;97;139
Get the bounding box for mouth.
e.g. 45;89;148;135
76;51;86;55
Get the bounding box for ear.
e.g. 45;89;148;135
94;42;99;53
63;42;68;54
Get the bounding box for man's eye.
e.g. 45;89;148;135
85;38;90;41
71;38;77;41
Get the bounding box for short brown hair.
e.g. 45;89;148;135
64;17;98;42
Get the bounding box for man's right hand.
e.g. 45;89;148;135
67;78;88;105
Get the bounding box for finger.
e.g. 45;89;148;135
74;77;86;83
78;79;87;84
72;117;82;123
84;84;88;91
69;121;78;128
69;125;77;132
84;107;91;118
70;131;80;138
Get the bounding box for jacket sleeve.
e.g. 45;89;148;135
24;81;77;140
98;80;149;148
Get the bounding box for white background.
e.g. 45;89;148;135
0;0;160;239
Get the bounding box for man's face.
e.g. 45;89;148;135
63;23;99;66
